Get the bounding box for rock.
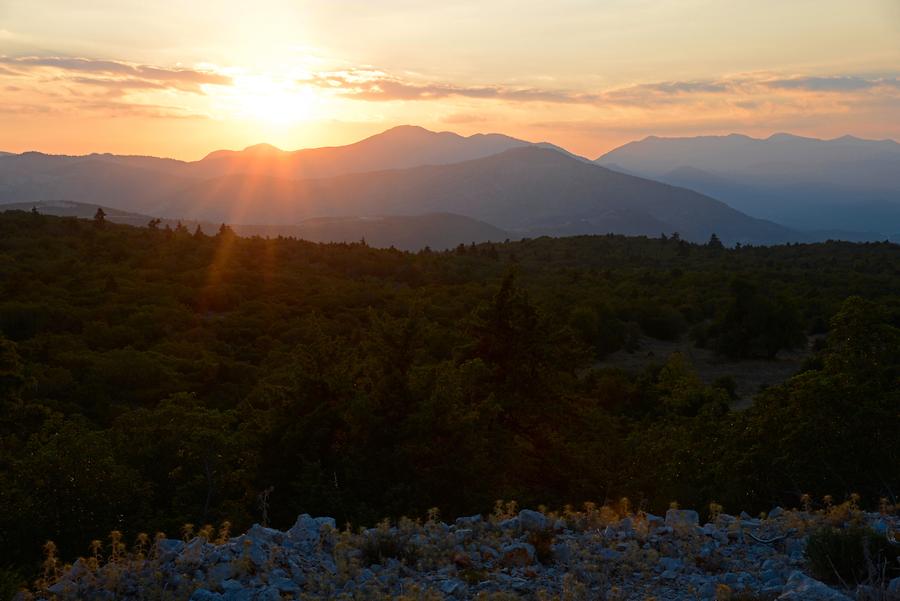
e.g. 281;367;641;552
455;514;483;528
777;570;853;600
501;543;535;567
769;506;785;519
761;569;781;584
222;588;254;601
646;513;665;528
499;517;520;531
871;519;889;535
287;514;322;544
258;587;283;601
156;538;185;561
665;509;699;529
190;590;224;601
438;579;467;597
518;509;549;532
245;524;281;546
207;562;233;584
698;581;718;598
270;577;299;593
657;557;683;573
551;542;572;564
660;569;678;580
599;548;621;561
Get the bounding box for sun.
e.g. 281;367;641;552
228;74;318;125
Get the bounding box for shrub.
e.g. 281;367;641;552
527;528;556;565
359;525;419;567
805;526;900;585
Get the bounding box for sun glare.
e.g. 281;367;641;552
228;74;318;125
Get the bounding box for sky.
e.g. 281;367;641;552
1;0;899;159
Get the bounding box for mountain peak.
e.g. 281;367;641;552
242;142;283;154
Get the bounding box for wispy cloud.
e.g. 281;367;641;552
0;55;232;119
763;75;900;92
305;70;598;104
305;69;900;111
0;55;231;94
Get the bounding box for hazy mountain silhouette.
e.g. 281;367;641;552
156;146;795;244
1;126;886;246
192;125;580;179
0;126;575;214
597;133;900;235
3;201;509;250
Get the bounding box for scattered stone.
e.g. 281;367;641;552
32;506;896;601
778;570;853;600
518;509;548;532
665;509;699;529
500;542;536;567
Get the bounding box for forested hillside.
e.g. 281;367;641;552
1;209;898;580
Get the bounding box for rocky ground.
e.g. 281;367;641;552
22;504;900;601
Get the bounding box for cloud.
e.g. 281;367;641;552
305;69;900;110
763;75;900;92
0;55;231;93
306;70;598;104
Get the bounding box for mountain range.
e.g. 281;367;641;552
597;133;900;235
2;126;897;248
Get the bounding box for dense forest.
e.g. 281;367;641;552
1;209;898;582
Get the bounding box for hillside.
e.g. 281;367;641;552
192;125;579;179
1;212;898;587
0;126;569;208
4;201;509;250
0;126;825;245
597;134;900;236
160;147;795;244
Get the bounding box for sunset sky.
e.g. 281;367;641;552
1;0;899;159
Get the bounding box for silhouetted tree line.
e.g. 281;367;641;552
0;210;898;579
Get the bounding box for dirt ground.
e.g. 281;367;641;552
597;337;815;409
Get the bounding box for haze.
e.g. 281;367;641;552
2;0;899;159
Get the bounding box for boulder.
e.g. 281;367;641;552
189;590;224;601
455;514;483;528
777;571;852;600
287;514;322;544
501;543;536;567
518;509;549;532
665;509;699;529
888;576;900;594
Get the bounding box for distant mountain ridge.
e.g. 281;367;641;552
154;146;796;244
597;133;900;236
1;126;891;246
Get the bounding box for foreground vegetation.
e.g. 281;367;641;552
0;210;898;587
20;500;900;600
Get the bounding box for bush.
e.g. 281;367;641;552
805;526;900;585
359;527;419;567
527;528;556;565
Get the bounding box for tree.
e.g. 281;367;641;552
93;207;106;227
710;279;805;359
707;232;724;249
